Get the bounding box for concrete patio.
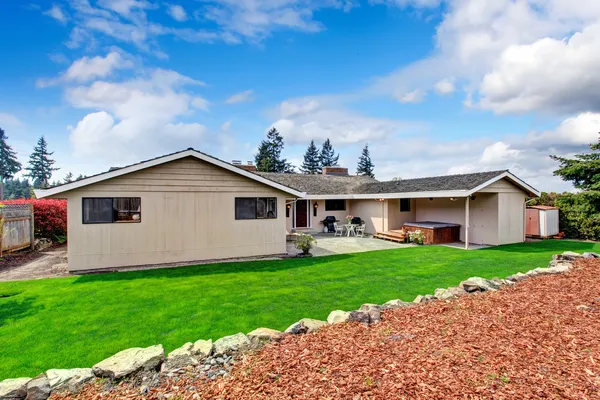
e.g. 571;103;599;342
287;234;414;257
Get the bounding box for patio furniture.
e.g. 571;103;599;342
321;216;339;233
333;222;345;237
355;224;366;238
344;224;357;237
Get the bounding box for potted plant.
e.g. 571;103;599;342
346;214;354;224
294;233;317;256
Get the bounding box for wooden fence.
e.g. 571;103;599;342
1;203;34;254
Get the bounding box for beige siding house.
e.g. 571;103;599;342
37;149;539;272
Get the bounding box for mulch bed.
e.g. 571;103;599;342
53;259;600;399
0;244;66;274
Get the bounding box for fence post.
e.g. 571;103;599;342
30;203;35;250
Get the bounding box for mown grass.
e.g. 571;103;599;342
0;240;598;379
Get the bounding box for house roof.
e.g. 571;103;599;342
256;170;539;199
35;149;306;199
528;205;558;210
254;172;377;196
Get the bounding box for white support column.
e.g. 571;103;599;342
465;196;470;250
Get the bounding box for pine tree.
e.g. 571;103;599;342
24;136;59;188
0;128;22;199
357;143;375;178
320;138;339;168
76;174;86;181
254;127;294;173
64;172;74;184
550;135;600;191
300;140;321;174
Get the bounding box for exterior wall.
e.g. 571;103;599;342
468;193;499;246
311;199;348;232
478;178;523;193
285;202;293;232
498;192;526;245
387;198;416;230
62;157;289;271
349;199;386;234
415;198;467;241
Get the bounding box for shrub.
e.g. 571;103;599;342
408;230;425;245
294;233;317;255
2;199;67;241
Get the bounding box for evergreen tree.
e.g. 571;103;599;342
320;138;339;168
550;135;600;191
356;143;375;178
63;171;74;184
0;128;22;199
76;174;86;181
254;127;294;173
24;136;59;188
300;140;321;174
3;179;32;199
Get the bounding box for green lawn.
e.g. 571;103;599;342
1;240;598;379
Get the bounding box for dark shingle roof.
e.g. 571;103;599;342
254;172;378;195
255;170;508;196
356;170;508;194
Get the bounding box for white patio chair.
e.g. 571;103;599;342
355;224;366;238
333;222;344;237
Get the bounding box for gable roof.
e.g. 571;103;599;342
35;149;306;198
256;170;539;198
254;172;377;196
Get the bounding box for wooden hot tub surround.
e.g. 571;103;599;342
402;221;461;245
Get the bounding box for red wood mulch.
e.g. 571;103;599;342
54;259;600;400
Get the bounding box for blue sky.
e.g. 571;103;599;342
2;0;599;192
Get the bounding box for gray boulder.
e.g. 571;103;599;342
583;252;600;259
359;304;382;323
92;345;164;379
26;375;50;400
213;333;252;356
246;328;283;345
460;277;500;292
506;272;527;282
381;299;413;310
46;369;94;391
191;339;213;358
165;343;197;370
326;310;351;324
434;287;467;300
413;294;436;304
0;378;31;400
284;318;327;334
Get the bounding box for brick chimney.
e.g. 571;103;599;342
233;160;257;172
322;166;348;176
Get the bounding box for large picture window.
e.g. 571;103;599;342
400;198;411;212
325;199;346;211
83;197;141;224
235;197;277;220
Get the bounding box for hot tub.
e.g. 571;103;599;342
403;221;461;244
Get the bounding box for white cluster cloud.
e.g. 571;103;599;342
43;4;69;24
225;89;254;104
433;78;455;95
37;51;133;87
397;89;426;104
67;69;210;164
167;4;188;22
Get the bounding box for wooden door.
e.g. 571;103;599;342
526;209;540;236
296;200;308;228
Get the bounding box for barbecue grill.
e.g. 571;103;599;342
321;216;338;233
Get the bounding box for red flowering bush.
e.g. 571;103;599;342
2;199;67;241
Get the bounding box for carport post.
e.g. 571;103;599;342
465;196;470;250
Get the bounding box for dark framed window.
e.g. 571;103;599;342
83;197;141;224
400;198;411;212
325;199;346;211
235;197;277;220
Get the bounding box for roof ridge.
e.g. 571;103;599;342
376;169;508;183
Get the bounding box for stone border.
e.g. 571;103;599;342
1;251;598;400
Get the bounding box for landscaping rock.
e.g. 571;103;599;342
165;343;198;370
92;345;164;379
413;294;436;304
0;378;31;400
348;310;371;324
460;277;500;292
326;310;352;324
26;375;50;400
284;319;327;334
583;252;600;259
506;272;527;282
191;339;213;359
46;369;94;391
33;238;52;252
381;299;413;309
434;287;467;300
246;328;283;345
359;304;382;323
213;333;252;356
562;251;583;258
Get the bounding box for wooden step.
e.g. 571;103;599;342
374;231;407;243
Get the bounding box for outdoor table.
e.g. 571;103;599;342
344;224;357;237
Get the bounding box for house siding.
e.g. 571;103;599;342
497;192;526;245
349;200;386;234
63;157;288;271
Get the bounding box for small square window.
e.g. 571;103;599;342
400;199;411;212
325;199;346;211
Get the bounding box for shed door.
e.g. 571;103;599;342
296;200;308;228
526;209;540;236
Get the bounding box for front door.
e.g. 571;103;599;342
296;200;308;228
